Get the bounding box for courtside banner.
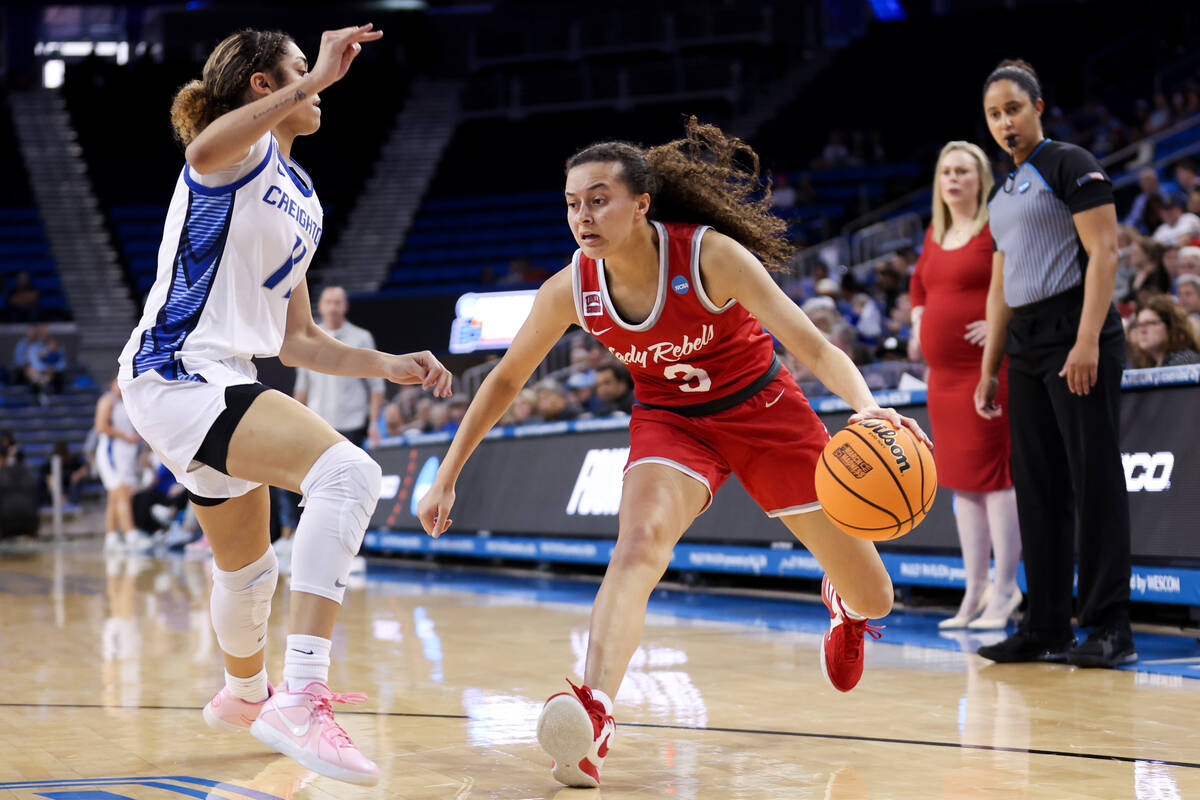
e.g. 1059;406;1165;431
370;382;1199;559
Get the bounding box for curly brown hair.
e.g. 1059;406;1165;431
170;29;293;149
1128;293;1200;367
565;117;794;272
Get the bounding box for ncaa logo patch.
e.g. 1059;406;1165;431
672;275;690;295
1017;179;1031;194
582;291;603;316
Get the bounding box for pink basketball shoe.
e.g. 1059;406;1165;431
249;682;378;786
202;682;275;731
537;680;615;788
821;575;883;693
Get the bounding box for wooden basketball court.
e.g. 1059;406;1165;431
2;542;1199;799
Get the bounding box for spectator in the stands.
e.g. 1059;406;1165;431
0;430;23;465
498;257;550;285
499;387;538;426
10;325;44;385
6;272;40;323
24;333;65;400
770;171;796;209
1175;159;1198;198
872;260;905;316
1113;226;1138;304
1179;246;1200;279
1189;186;1200;219
429;400;453;433
1122;236;1171;305
382;402;405;438
1152;195;1200;247
565;370;597;414
404;396;435;434
445;397;469;432
40;441;88;506
534;377;580;423
1174;274;1200;337
850;293;884;344
593;361;634;416
1127;295;1200;368
815;131;849;168
1122;168;1163;233
1145;92;1173;134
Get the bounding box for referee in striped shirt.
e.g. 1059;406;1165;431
973;60;1136;668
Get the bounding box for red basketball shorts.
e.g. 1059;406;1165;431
625;366;831;516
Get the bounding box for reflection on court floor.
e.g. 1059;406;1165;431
1;542;1199;799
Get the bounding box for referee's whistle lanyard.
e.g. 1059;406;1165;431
1002;138;1050;193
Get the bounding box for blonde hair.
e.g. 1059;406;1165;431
169;29;292;148
930;141;994;246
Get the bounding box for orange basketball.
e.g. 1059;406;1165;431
814;418;937;541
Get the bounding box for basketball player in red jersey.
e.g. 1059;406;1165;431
418;119;929;788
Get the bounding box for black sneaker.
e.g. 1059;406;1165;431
977;629;1076;663
1068;626;1138;668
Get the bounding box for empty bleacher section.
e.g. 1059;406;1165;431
0;90;68;323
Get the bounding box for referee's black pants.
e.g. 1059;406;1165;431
1006;288;1131;638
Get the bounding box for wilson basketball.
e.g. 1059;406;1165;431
814;419;937;541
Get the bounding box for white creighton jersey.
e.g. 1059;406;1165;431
118;132;322;381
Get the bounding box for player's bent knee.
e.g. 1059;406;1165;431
210;547;278;658
300;441;382;555
612;520;675;572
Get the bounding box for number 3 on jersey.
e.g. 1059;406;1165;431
664;362;711;393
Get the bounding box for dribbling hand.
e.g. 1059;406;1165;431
386;351;453;398
849;405;932;448
309;24;383;91
417;482;455;538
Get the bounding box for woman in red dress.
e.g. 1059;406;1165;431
910;141;1022;629
418;119;928;789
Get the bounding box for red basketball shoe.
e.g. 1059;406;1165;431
821;575;883;692
537;679;615;788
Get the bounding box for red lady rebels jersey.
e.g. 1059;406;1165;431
570;220;775;408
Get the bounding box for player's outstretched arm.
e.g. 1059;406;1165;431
417;270;578;537
279;277;452;396
698;230;929;444
187;24;382;174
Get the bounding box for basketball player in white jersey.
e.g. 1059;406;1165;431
94;378;144;552
116;24;451;785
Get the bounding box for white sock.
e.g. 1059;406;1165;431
283;634;331;691
841;601;868;621
590;686;614;715
225;667;269;703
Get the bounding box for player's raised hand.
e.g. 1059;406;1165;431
309;24;383;90
386;351;454;398
416;482;455;538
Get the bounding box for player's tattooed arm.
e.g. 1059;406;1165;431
251;88;308;121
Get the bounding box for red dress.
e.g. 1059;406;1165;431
910;225;1011;492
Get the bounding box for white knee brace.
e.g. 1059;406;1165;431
210;546;278;658
290;441;382;604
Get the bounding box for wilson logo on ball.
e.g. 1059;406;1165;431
857;420;911;473
833;443;873;478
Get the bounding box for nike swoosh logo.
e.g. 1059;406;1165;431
591;327;612;336
764;389;785;408
334;578;347;588
286;716;311;738
290;648;315;655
